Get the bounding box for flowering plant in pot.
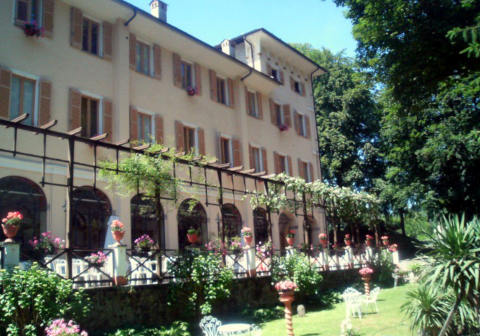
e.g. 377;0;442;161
187;227;199;244
85;251;107;268
286;230;295;246
45;318;88;336
134;234;155;253
1;211;22;241
319;232;328;248
381;235;389;246
344;233;352;246
278;124;289;132
388;243;398;252
359;267;374;295
365;234;374;247
275;279;297;294
241;227;253;246
29;231;65;255
228;236;243;255
186;86;196;96
23;20;44;37
111;219;125;243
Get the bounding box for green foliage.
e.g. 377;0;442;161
105;321;190;336
167;251;234;318
0;264;90;336
373;250;395;287
240;306;284;324
271;251;323;297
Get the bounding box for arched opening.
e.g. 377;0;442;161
177;199;207;250
279;212;293;252
253;207;268;245
0;176;47;253
71;186;111;249
221;203;242;240
131;194;164;249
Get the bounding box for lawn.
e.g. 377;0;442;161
261;284;414;336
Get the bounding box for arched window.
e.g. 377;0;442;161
71;187;111;249
177;199;207;250
221;203;242;240
253;207;268;245
279;212;292;252
0;176;47;252
131;194;165;249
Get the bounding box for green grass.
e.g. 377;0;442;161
260;284;414;336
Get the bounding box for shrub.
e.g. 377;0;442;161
240;306;284;324
0;263;90;336
271;251;323;298
105;321;190;336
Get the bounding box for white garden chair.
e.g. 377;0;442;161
342;288;363;319
199;315;222;336
363;286;380;313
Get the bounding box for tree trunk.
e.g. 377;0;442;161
438;296;461;336
399;209;406;236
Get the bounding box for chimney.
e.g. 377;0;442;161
150;0;167;22
220;39;235;57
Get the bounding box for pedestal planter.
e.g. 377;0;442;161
112;230;125;243
286;237;295;247
278;290;295;336
244;235;253;246
362;274;371;296
344;239;351;247
2;225;19;242
187;233;199;244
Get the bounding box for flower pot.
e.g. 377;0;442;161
366;240;372;247
187;233;198;244
286;237;294;246
244;235;253;246
112;230;124;243
2;224;19;241
278;290;295;303
344;239;351;246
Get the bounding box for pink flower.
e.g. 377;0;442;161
359;267;374;276
275;280;297;291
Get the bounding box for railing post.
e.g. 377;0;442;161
2;242;20;270
112;243;128;285
244;245;256;277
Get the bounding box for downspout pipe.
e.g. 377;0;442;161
310;66;324;176
124;7;137;26
241;37;254;81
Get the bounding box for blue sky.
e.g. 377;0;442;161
125;0;357;57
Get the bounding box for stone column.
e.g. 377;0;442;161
2;242;20;270
245;246;256;277
112;243;128;286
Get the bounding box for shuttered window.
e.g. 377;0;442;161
247;91;257;117
183;126;197;154
298;114;307;137
137;112;152;143
15;0;39;24
274;103;283;126
10;74;36;126
135;41;151;75
252;147;262;172
220;137;232;165
216;77;227;104
82;17;99;56
80;96;99;137
181;61;193;89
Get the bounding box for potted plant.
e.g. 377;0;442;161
381;235;389;246
23;20;44;37
274;280;297;336
278;124;289;132
29;231;65;256
186;86;196;96
286;230;295;246
134;234;155;254
228;237;243;255
359;267;374;296
45;318;88;336
319;233;328;248
1;211;23;242
111;219;125;243
85;251;107;268
344;233;352;246
389;243;398;252
241;227;253;246
365;234;374;247
187;227;199;244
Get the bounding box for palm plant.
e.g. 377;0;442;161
423;215;480;335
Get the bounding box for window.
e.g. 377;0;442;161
80;96;99;137
137;112;152;143
247;91;257;117
131;194;164;250
135;41;151;75
82;17;100;55
221;204;242;240
299;161;312;182
181;61;193;89
10;74;36;126
299;114;307;137
274;103;283;126
216;77;227;104
278;154;289;174
271;68;278;81
252;147;263;172
183;126;197;154
177;199;207;250
220;137;232;165
15;0;40;24
294;81;302;95
253;208;268;245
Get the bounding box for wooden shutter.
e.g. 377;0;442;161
70;7;83;49
290;76;295;91
232;137;242;167
129;33;136;69
197;127;205;155
215;132;221;161
153;44;162;79
175;121;184;152
273;152;280;174
269;99;276;125
283;105;291;128
279;70;284;85
43;0;54;38
129;106;138;141
172;53;182;87
103;99;113;142
301;82;306;97
298;159;305;180
103;21;113;60
248;144;254;169
155;114;163;144
69;88;81;130
308;162;314;181
305;115;311;138
38;80;51;125
256;92;263;119
287;156;293;176
209;70;217;101
0;68;12;119
194;63;201;95
262;147;268;173
228;78;235;108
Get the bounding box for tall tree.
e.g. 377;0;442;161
292;44;384;191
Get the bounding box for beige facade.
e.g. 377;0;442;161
0;0;326;251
